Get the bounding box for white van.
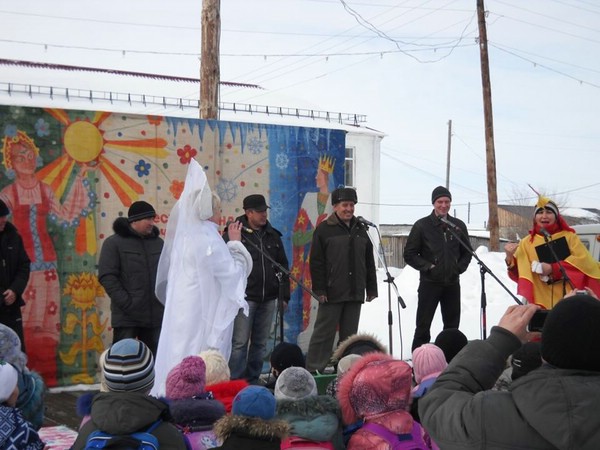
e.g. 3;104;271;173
573;224;600;262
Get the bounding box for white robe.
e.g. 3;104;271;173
151;160;251;397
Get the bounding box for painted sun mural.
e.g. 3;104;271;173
0;104;345;387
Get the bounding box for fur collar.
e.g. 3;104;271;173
213;415;290;441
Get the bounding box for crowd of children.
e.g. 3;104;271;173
2;290;600;449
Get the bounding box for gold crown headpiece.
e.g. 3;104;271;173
318;154;335;174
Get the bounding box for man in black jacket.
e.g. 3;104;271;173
305;188;378;372
404;186;472;351
98;201;164;357
224;194;290;384
0;199;31;352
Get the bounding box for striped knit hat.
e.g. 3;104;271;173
102;339;155;393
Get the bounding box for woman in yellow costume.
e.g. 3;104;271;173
0;130;87;386
504;194;600;309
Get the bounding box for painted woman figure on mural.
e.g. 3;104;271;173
0;130;87;386
292;155;336;351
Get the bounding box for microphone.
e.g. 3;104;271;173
539;227;552;240
226;220;254;234
357;216;377;227
439;216;460;231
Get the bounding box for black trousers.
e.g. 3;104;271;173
411;281;461;351
113;326;161;357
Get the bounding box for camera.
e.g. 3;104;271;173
575;290;588;295
528;310;549;332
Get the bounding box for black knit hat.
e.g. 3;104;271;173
541;295;600;372
127;201;156;223
511;341;542;380
431;186;452;204
0;200;9;217
434;328;468;363
331;187;358;205
270;342;305;373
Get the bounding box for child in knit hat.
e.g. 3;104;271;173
337;352;433;450
0;323;46;430
199;349;249;413
410;343;448;424
275;367;342;449
165;355;226;450
265;342;305;390
213;385;289;449
0;361;46;449
70;339;187;450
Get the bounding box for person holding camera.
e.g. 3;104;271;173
419;289;600;450
0;200;31;352
504;194;600;309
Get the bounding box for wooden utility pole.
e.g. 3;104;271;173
445;119;452;189
476;0;499;251
200;0;220;119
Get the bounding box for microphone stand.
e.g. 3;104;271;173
361;220;406;358
237;229;318;344
540;232;574;297
440;217;522;340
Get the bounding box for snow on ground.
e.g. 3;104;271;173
359;246;520;361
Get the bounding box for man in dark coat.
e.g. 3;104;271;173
0;200;31;352
420;293;600;450
305;188;378;372
404;186;472;351
224;194;290;384
98;201;164;356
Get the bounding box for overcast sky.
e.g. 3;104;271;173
0;0;598;226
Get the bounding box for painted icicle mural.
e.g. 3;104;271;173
0;105;345;387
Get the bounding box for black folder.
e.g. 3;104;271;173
535;236;570;263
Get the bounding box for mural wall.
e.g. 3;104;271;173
0;105;345;387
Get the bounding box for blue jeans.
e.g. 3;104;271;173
229;299;277;382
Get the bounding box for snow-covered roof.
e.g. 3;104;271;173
0;59;384;137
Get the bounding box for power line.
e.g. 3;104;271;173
489;42;600;88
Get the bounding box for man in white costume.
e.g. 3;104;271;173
151;159;252;396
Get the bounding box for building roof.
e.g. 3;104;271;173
498;204;600;225
0;58;384;137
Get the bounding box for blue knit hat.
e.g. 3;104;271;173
232;385;275;420
102;339;155;393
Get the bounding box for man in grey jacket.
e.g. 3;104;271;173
420;292;600;450
98;201;164;356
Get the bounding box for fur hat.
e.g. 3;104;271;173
232;385;276;420
166;356;207;400
434;328;468;363
0;324;27;371
199;349;231;385
270;342;305;373
542;295;600;371
242;194;269;212
0;200;9;217
431;186;452;203
511;342;542;381
331;187;358;205
337;352;412;424
412;343;448;384
0;362;18;403
102;339;155;393
274;367;317;401
331;333;387;363
127;201;156;222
